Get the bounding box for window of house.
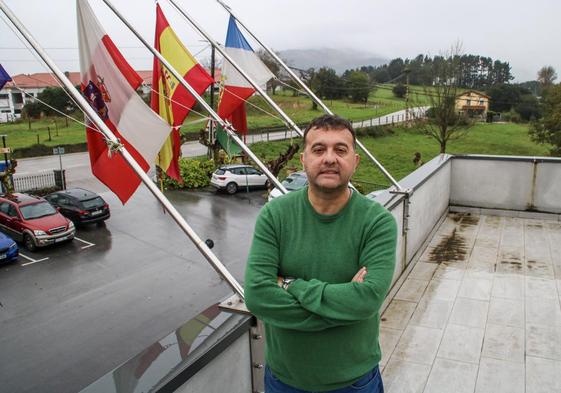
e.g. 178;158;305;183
0;94;8;100
12;93;23;104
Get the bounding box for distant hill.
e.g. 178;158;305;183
279;48;388;74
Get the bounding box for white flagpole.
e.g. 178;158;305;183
101;0;287;197
0;0;245;299
214;0;404;192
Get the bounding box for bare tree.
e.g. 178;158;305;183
419;42;473;154
256;49;281;95
537;66;558;88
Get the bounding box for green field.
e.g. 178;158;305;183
0;116;86;150
181;88;407;132
247;122;551;194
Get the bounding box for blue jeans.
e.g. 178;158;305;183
264;365;384;393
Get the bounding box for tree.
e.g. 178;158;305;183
34;86;78;116
22;101;43;119
514;95;541;121
392;83;407;98
310;67;344;101
387;58;404;80
256;49;281;95
537;66;557;88
419;43;473;154
345;71;370;103
529;84;561;156
487;83;523;112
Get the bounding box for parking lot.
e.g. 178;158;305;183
0;177;267;393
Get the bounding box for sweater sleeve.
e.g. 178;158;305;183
244;206;359;332
286;210;397;322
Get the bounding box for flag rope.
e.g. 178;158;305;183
219;85;283;121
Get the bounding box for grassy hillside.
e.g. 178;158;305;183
248;122;551;193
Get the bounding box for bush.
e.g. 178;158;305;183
392;83;407;98
12;143;88;159
161;158;215;190
355;125;394;138
502;109;522;123
22;102;43;119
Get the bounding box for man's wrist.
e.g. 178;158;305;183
281;277;296;290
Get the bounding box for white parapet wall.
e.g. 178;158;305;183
450;155;561;215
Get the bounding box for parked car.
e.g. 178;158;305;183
0;193;75;251
44;188;110;225
210;164;270;194
268;171;309;201
268;171;358;201
0;231;18;263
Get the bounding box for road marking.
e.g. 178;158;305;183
20;253;49;266
74;236;95;249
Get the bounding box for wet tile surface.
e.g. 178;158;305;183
423;358;478;393
381;214;561;393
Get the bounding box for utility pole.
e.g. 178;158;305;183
404;66;411;124
208;45;215;159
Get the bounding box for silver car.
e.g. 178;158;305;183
210;164;270;194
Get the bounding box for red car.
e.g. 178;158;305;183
0;193;76;251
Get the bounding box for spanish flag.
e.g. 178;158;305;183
151;4;214;181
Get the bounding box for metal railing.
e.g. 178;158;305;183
12;170;64;192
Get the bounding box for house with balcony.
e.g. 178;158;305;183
455;90;490;119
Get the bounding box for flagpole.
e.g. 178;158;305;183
0;0;245;299
101;0;287;196
166;0;305;140
214;0;405;192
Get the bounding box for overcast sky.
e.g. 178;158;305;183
1;0;559;82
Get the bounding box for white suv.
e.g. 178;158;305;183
210;165;270;194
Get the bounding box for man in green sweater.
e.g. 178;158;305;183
245;115;397;392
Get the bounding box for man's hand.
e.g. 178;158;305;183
277;276;283;287
352;267;367;283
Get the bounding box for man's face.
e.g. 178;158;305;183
300;127;359;193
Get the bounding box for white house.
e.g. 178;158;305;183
0;70;154;123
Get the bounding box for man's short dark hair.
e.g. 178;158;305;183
303;114;356;147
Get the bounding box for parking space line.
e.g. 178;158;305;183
20;253;50;266
74;236;95;249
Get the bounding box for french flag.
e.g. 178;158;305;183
77;0;171;203
217;15;274;131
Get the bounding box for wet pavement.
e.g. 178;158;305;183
0;182;267;393
380;213;561;393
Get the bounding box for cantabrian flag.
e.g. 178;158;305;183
151;4;213;181
77;0;171;204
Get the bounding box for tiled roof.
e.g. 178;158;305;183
4;69;219;90
4;72;81;88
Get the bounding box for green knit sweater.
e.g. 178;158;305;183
245;187;397;392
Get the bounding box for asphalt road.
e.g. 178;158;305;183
0;181;266;392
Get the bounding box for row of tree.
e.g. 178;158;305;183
360;54;514;89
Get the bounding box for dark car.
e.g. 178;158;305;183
0;231;18;263
0;193;75;251
44;188;110;225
